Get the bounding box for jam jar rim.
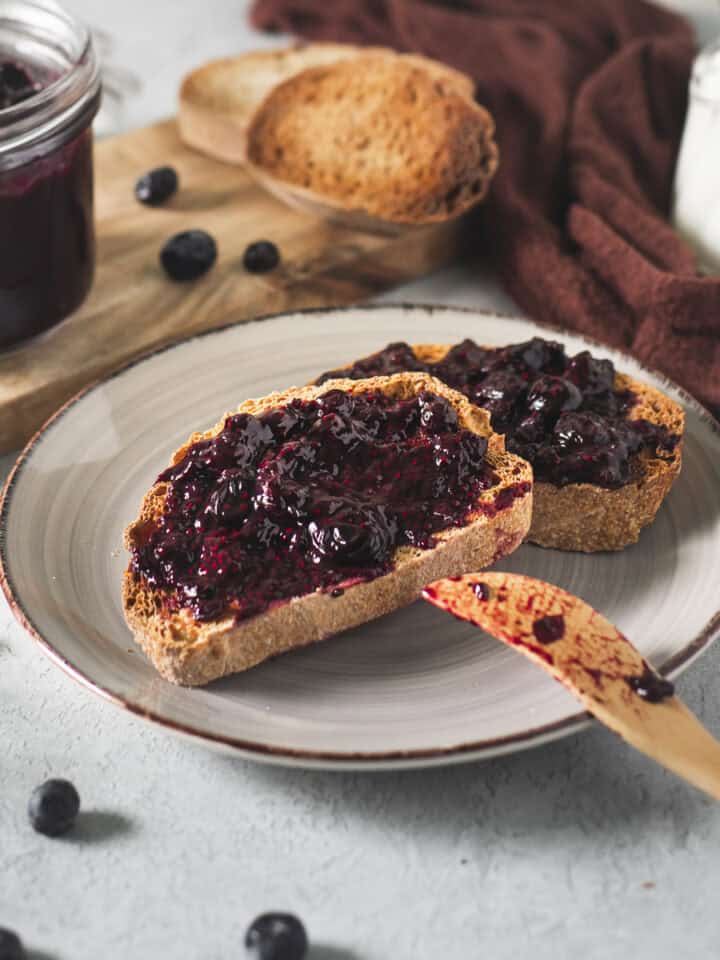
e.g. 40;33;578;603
0;0;101;170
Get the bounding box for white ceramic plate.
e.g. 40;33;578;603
2;305;720;769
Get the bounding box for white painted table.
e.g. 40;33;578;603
3;3;719;958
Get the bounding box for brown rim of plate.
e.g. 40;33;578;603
1;303;719;766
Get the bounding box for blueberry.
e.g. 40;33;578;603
318;341;422;385
135;166;179;206
565;350;614;393
317;388;356;418
506;337;566;375
160;230;217;282
434;338;490;386
243;241;280;273
418;392;458;434
472;369;527;431
552;412;611;451
513;411;547;444
526;375;581;418
0;928;25;960
28;778;80;836
245;913;308;960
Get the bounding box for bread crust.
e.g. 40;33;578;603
178;43;476;166
123;373;532;685
245;54;498;224
317;344;685;552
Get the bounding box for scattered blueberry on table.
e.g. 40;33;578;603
245;912;308;960
0;928;25;960
28;778;80;837
160;229;217;282
135;165;179;206
243;240;280;273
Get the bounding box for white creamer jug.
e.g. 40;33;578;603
672;39;720;273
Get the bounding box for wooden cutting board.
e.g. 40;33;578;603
0;119;468;454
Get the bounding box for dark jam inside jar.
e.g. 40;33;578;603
0;9;100;349
0;124;95;347
130;389;502;623
317;338;681;489
0;61;41;107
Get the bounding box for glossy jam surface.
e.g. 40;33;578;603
472;581;491;602
131;390;499;622
627;666;675;703
318;338;680;488
0;59;95;348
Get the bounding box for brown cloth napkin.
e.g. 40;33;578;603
250;0;720;414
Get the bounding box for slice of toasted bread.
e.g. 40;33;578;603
179;44;367;164
245;54;498;225
526;372;683;552
178;43;475;165
123;373;532;685
313;344;685;553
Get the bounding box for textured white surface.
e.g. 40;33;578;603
2;2;720;958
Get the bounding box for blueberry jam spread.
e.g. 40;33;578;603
131;389;500;622
317;338;680;488
532;613;565;644
0;61;40;108
472;581;491;602
627;666;675;703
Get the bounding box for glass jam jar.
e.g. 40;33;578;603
0;0;100;348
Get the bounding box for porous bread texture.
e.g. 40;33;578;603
178;43;475;166
245;54;498;224
315;343;685;553
123;373;532;686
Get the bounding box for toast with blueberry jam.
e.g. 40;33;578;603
315;339;684;552
123;373;532;685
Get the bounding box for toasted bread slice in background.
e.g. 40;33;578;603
245;55;498;225
179;44;367;164
178;43;476;165
313;344;684;553
123;373;532;686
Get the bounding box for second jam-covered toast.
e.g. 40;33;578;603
316;337;684;552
